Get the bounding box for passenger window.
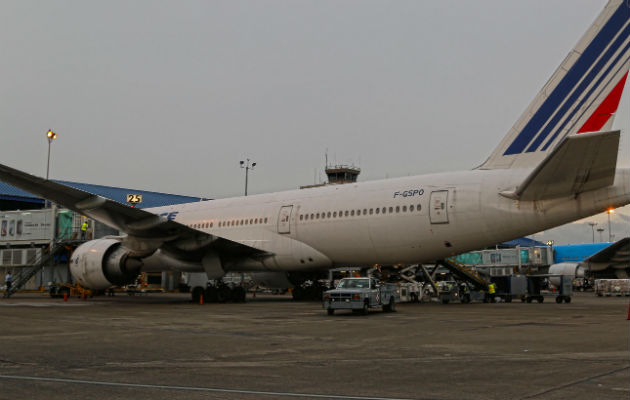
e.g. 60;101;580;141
382;207;386;214
395;206;400;213
327;211;331;218
389;207;393;213
300;215;303;221
333;211;337;218
316;213;320;219
350;210;355;216
363;209;367;215
375;208;380;214
264;217;268;223
345;210;349;217
417;204;421;211
402;206;407;212
369;208;373;215
310;213;314;219
210;222;213;228
409;205;414;212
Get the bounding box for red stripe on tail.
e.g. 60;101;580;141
578;71;628;133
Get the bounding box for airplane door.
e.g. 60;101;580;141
277;205;293;234
429;190;449;224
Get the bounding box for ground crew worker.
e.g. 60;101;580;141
488;282;496;303
5;271;12;297
80;221;88;240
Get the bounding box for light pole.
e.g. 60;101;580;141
597;228;604;243
240;158;256;196
46;129;58;180
607;208;615;242
588;222;597;243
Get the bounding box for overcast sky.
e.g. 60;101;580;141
1;0;628;242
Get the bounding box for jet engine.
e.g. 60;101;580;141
548;262;584;287
69;239;143;290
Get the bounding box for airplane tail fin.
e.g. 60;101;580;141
479;0;630;170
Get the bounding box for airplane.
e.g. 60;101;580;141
548;237;630;286
0;0;629;302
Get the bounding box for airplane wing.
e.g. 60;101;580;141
582;237;630;272
500;130;619;201
0;162;263;257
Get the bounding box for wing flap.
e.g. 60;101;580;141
500;130;620;201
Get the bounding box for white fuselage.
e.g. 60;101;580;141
144;167;630;273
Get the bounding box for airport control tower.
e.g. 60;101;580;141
300;163;361;189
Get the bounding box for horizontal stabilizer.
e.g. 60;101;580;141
500;130;619;201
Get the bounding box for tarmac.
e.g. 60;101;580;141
0;291;628;400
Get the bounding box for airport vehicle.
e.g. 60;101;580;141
490;275;528;303
0;1;628;301
322;277;399;315
48;282;93;299
398;282;422;303
524;275;573;303
437;281;461;304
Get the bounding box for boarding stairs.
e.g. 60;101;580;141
440;257;489;291
3;241;66;298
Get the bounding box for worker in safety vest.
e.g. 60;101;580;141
487;283;496;303
81;221;88;240
4;271;12;297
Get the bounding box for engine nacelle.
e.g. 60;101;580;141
548;262;584;287
70;239;142;290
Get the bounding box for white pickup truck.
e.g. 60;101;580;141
322;277;400;315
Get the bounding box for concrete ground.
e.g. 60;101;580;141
0;291;628;400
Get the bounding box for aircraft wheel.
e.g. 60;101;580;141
388;297;396;312
191;286;204;303
232;286;246;303
204;286;218;303
564;296;571;303
217;286;231;303
362;301;369;315
555;296;563;304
